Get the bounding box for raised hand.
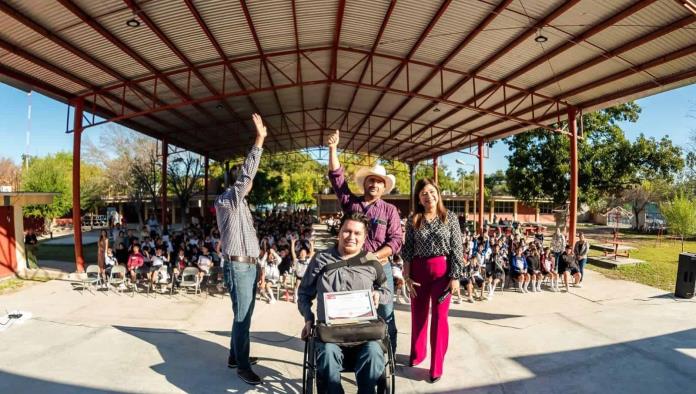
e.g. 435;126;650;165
252;113;267;139
326;130;340;149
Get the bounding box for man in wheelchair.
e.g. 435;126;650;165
298;213;392;394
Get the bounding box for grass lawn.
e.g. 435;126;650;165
36;242;99;264
588;238;696;292
0;277;49;295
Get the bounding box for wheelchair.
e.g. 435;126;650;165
302;322;395;394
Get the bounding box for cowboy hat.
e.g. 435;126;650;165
354;164;396;195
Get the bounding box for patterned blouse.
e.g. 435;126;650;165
401;210;464;279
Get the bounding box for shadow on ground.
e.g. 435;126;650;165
115;326;303;393
429;328;696;393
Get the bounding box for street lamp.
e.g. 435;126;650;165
456;159;476;227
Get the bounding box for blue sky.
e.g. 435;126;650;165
0;82;694;173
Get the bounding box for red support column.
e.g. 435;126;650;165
433;155;439;185
72;98;85;272
203;155;209;225
478;138;485;235
161;139;168;232
568;106;579;246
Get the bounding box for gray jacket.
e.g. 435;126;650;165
298;247;391;323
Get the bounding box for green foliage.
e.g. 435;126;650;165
21;152;104;229
660;194;696;251
504;102;684;205
247;171;284;207
22;152;72;223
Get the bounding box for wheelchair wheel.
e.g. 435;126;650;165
302;336;315;394
378;334;396;394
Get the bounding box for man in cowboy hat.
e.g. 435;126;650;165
326;130;403;353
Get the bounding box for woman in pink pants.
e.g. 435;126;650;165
402;178;464;383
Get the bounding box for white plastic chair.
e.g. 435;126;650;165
179;266;201;295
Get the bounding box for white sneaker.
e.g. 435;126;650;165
575;283;583;288
454;298;461;304
270;298;277;304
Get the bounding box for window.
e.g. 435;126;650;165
539;202;554;214
494;201;514;214
443;199;465;214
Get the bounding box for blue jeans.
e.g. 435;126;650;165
554;252;562;273
226;258;258;370
316;341;384;394
377;261;397;353
577;258;587;281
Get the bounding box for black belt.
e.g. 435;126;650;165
228;255;258;264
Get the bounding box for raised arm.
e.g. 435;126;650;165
327;130;340;171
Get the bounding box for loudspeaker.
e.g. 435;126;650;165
675;253;696;299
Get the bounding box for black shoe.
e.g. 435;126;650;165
429;376;441;383
237;368;262;385
228;356;259;368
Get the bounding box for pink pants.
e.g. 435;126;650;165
409;255;450;379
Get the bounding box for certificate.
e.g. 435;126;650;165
323;289;377;325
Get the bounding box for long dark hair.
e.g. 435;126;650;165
412;178;447;229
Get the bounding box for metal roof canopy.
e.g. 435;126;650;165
1;0;695;163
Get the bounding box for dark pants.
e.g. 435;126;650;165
377;261;397;354
226;258;258;370
316;341;384;394
554;252;562;273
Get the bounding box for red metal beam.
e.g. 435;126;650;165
414;65;696;162
363;0;514;151
345;0;453;150
58;0;207;130
323;0;346;143
411;42;696;159
338;0;396;134
0;1;199;131
477;138;484;234
432;13;696;147
380;0;582;156
161;139;168;232
182;0;278;149
0;36;184;134
123;0;249;144
291;0;310;144
408;0;658;150
203;155;209;225
568;106;578;246
239;0;293;151
72;97;85;273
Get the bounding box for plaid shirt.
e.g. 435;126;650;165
215;146;263;258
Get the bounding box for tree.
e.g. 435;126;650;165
99;127;161;226
0;157;21;191
22;153;72;232
247;170;284;208
168;153;203;227
660;195;696;251
621;178;672;229
504;102;684;206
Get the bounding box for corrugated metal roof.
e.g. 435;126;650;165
0;0;693;161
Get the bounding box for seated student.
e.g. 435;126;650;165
509;247;529;293
297;213;390;394
115;242;129;266
149;246;170;290
485;243;507;300
541;247;560;292
103;247;118;287
458;255;483;303
196;245;214;284
526;244;543;292
558;244;582;292
290;238;314;303
261;248;282;304
126;244;145;284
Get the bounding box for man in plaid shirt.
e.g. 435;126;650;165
215;113;266;386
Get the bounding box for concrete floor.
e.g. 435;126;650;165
1;267;695;394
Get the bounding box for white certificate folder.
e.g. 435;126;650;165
323;289;377;325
